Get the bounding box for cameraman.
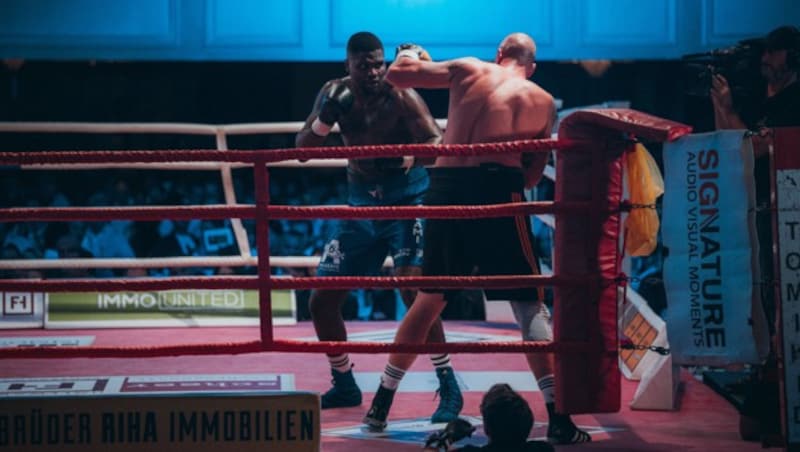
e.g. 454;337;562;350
711;25;800;134
710;25;800;444
424;384;554;451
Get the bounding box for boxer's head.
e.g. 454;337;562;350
496;32;537;78
346;31;387;95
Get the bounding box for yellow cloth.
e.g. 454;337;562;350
624;143;664;256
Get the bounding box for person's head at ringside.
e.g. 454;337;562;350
480;383;534;448
710;24;800;131
760;25;800;87
496;32;537;79
346;31;387;96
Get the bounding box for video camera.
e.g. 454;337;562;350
682;37;766;110
424;418;476;450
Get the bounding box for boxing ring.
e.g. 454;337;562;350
0;110;764;451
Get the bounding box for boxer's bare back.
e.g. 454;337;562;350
439;58;555;170
386;34;556;186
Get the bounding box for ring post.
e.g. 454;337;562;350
254;157;273;346
555;109;691;414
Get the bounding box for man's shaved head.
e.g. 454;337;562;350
496;32;537;77
498;32;536;65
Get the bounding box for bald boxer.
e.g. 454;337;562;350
364;33;590;444
295;31;463;423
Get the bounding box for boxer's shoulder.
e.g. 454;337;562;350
388;85;418;100
325;76;352;88
383;85;424;113
444;57;487;80
454;57;485;70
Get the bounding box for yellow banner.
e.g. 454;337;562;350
0;392;320;451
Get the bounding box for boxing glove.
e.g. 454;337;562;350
395;43;432;62
318;82;354;126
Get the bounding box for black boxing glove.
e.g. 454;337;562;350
395;43;432;61
318;82;354;125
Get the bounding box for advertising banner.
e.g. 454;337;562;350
662;131;765;365
0;386;318;451
44;289;296;329
0;292;45;329
774;128;800;444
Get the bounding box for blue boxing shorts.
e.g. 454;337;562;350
316;195;424;276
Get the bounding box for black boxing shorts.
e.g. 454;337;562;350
420;164;542;302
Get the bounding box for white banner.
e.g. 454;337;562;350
0;291;45;329
662;131;766;365
779;167;800;441
774;127;800;444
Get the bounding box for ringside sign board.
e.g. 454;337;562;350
41;289;296;329
0;292;45;329
775;128;800;445
0;393;319;451
662;131;766;365
0;374;317;451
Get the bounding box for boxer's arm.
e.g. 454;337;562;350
296;81;334;148
386;57;477;90
522;99;556;189
402;88;442;145
399;88;442;169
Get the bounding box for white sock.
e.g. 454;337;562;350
538;374;555;404
328;354;351;373
380;363;406;390
430;354;452;370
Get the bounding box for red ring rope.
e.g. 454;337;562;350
0;274;597;292
0;136;600;360
0;201;595;223
0;138;567;165
0;339;606;359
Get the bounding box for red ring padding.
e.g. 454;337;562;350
554;109;691;414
